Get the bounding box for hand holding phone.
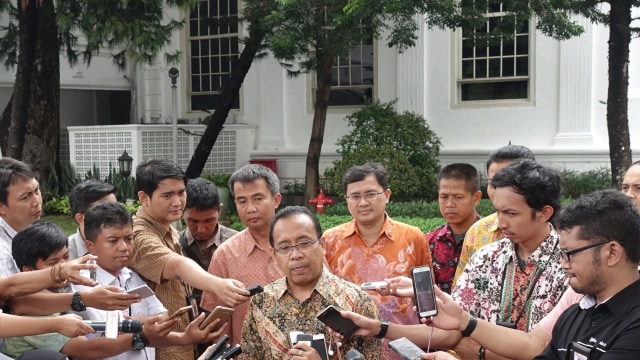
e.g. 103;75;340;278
245;285;264;296
316;305;358;339
411;265;438;319
161;306;192;324
199;306;235;330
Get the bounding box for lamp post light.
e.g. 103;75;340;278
118;149;133;177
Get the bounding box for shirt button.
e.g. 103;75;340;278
591;322;596;327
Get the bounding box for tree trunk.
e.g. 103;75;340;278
0;95;12;155
606;0;632;187
185;21;268;179
6;0;38;160
304;55;334;209
23;0;60;181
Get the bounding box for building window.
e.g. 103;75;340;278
457;3;531;102
312;37;375;107
188;0;240;111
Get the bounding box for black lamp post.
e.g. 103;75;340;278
118;150;133;177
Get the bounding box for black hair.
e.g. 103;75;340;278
558;189;640;264
437;163;480;193
229;164;279;197
491;159;561;222
12;222;67;270
135;159;186;198
486;144;535;171
342;162;388;194
185;178;220;210
84;202;133;243
69;180;118;217
269;205;322;248
0;158;36;206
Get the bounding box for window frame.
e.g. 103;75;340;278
309;38;377;112
185;0;242;114
452;8;536;107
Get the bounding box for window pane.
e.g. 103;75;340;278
462;60;474;79
461;80;528;101
515;56;528;76
191;41;199;57
489;58;500;77
475;59;487;78
462;40;474;58
516;35;529;55
502;57;514;77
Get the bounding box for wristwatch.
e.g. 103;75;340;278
70;292;86;312
132;332;147;351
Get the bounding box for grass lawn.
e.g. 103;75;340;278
42;215;77;236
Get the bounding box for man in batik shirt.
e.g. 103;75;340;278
427;163;481;293
240;206;380;360
452;144;535;287
322;163;431;360
452;159;567;359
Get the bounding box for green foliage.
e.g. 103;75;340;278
201;173;232;188
42;215;78;235
282;179;306;195
43;195;71;216
105;166;137;201
324;100;441;200
560;167;613;199
1;0;197;70
42;160;82;200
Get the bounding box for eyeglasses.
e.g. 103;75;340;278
560;241;611;262
344;191;385;203
273;239;319;256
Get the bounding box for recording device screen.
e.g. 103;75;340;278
411;265;437;318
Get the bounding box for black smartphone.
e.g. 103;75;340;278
316;305;358;339
245;285;264;296
411;265;438;319
388;337;426;360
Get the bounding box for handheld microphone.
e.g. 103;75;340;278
345;349;363;360
83;319;143;333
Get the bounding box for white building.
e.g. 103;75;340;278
1;3;639;180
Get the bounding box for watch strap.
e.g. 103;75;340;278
461;316;478;337
71;292;86;312
375;320;389;339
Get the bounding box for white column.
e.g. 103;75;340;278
553;17;594;147
256;59;286;149
396;15;425;115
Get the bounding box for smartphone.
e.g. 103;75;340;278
411;265;438;319
361;281;388;291
199;306;235;330
388;337;426;360
316;305;358;339
126;285;155;299
290;333;329;360
79;259;97;281
161;306;193;323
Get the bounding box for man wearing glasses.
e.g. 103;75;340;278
240;206;381;360
322;162;432;360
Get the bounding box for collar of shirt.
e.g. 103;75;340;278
234;229;270;257
504;223;560;264
183;225;221;248
0;216;17;239
272;267;334;300
135;206;173;238
579;279;640;320
94;265;135;288
342;213;396;242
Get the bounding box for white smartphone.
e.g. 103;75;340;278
126;285;155;299
411;265;438;318
388;337;426;360
360;281;388;290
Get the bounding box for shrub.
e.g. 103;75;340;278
43;195;71;216
323;100;442;200
560;167;612;199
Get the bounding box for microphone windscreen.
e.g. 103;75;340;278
121;319;143;333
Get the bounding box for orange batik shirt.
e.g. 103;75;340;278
322;214;432;360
